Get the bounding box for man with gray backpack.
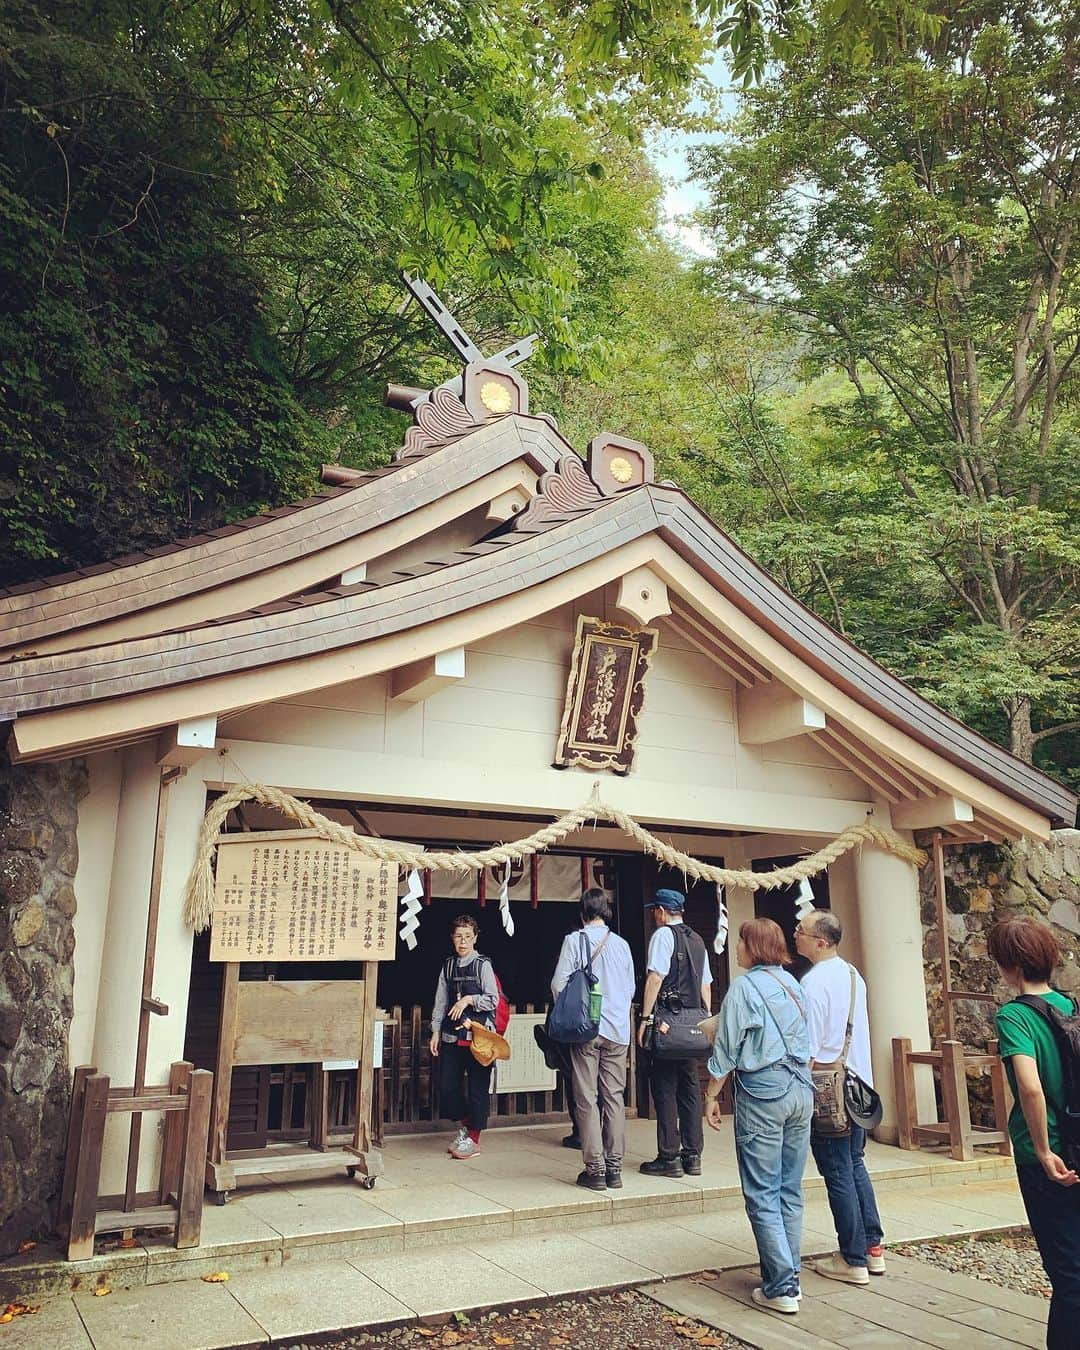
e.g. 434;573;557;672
550;888;635;1190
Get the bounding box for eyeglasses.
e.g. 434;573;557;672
794;923;804;935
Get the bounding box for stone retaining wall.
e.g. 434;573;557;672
0;756;88;1257
919;830;1080;1050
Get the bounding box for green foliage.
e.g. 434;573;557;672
0;0;705;581
691;0;1080;768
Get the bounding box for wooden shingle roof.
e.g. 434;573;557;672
0;467;1074;828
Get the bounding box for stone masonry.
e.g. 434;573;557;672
919;829;1080;1125
920;829;1080;1045
0;755;88;1257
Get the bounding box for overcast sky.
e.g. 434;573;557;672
647;50;736;257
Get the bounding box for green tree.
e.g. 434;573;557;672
0;0;708;581
693;1;1080;769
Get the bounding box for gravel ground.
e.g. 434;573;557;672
893;1230;1051;1300
279;1289;752;1349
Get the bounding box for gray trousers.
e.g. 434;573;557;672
570;1036;628;1174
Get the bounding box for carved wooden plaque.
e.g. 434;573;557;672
209;829;396;963
554;616;658;774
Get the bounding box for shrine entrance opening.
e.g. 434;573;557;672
181;795;731;1149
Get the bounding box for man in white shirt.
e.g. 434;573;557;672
795;909;885;1284
551;889;636;1189
636;889;712;1178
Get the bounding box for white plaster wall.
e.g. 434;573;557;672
216;597;871;832
70;750;122;1069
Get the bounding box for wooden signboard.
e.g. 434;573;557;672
209;830;395;963
554;616;658;774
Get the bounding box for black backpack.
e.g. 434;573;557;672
1014;993;1080;1169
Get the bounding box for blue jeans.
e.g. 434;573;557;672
810;1123;883;1266
1017;1163;1080;1350
734;1069;814;1299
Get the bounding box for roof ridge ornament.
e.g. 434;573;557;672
511;434;656;531
386;272;544;460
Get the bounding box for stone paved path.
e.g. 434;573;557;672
642;1251;1049;1348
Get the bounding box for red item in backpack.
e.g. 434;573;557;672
493;972;511;1036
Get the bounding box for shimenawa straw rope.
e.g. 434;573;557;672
183;781;925;932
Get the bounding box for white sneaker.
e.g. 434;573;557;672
812;1253;869;1285
752;1287;799;1315
447;1125;468;1154
867;1245;886;1275
450;1135;480;1159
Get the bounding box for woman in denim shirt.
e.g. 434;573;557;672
704;918;813;1316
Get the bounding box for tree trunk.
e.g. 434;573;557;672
1010;697;1034;763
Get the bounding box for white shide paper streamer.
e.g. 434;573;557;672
714;884;728;955
399;866;423;951
497;860;515;936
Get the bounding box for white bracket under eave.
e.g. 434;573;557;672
738;681;827;744
156;715;217;767
615;565;671;626
390;647;466;703
485;485;533;524
891;795;975;830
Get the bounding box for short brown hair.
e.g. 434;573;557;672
739;917;792;967
987;916;1059;983
451;914;478;936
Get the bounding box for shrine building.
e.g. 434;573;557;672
1;292;1074;1215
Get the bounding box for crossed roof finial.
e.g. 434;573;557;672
398;273;538;409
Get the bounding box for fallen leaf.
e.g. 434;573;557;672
119;1238;139;1250
441;1332;462;1346
16;1241;36;1254
697;1338;723;1347
416;1331;438;1339
0;1313;12;1324
93;1287;111;1298
201;1272;229;1283
492;1339;514;1347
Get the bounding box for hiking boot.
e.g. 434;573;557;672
867;1245;886;1275
681;1152;702;1176
450;1136;480;1160
639;1155;684;1178
562;1133;582;1149
575;1169;607;1191
605;1166;623;1189
751;1287;798;1315
812;1253;869;1285
447;1125;468;1155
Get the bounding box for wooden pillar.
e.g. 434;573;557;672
176;1070;213;1248
158;1061;192;1204
940;1039;974;1162
67;1074;110;1261
891;1038;917;1151
853;835;936;1136
210;963;240;1165
932;832;956;1043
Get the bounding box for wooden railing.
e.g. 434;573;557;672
58;1061;212;1260
315;1002;640;1142
893;1037;1012;1162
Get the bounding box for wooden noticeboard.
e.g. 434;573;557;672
209;829;396;963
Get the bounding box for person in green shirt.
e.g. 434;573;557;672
989;915;1079;1350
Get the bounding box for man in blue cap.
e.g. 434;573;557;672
637;888;712;1176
